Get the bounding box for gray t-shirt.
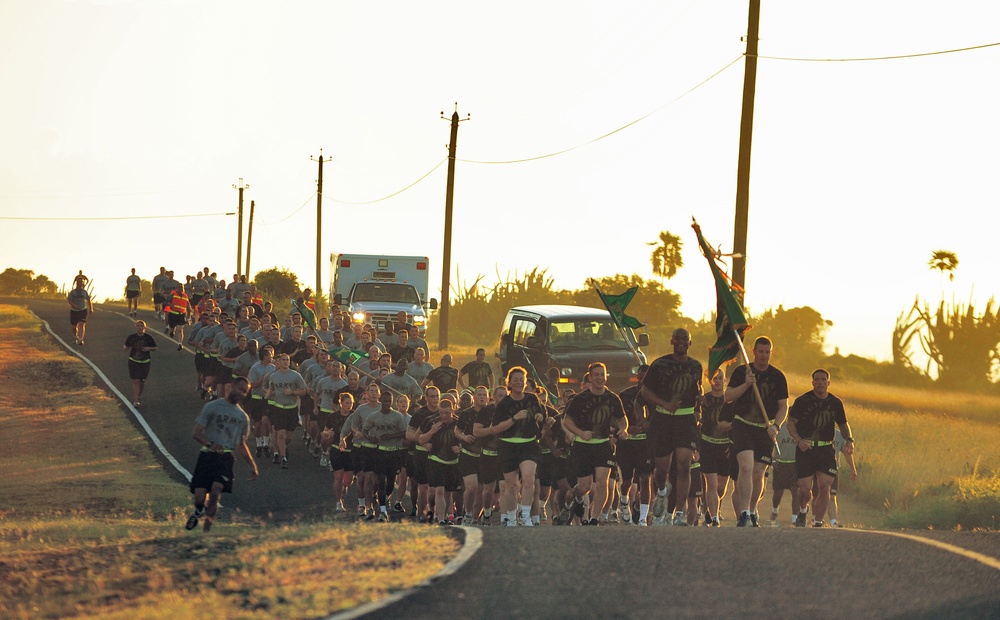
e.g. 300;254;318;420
265;369;306;407
195;398;250;450
363;410;409;449
233;351;259;378
406;361;433;385
380;372;423;401
316;376;348;411
67;288;90;311
247;361;275;398
126;274;141;292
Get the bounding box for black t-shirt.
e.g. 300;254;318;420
421;414;460;462
727;364;789;425
426;366;459;392
456;406;480;454
788;391;846;442
644;354;704;409
493;393;547;441
388;344;414;365
124;333;157;362
409;406;436;451
474;403;499;452
564;389;625;440
700;393;731;440
460;361;493;389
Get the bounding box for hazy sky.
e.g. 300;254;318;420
2;0;998;361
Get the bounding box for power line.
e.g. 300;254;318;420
753;40;1000;63
259;192;316;226
458;55;743;165
331;158;447;205
0;213;233;221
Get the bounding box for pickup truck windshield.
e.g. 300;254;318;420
547;320;633;350
352;282;421;305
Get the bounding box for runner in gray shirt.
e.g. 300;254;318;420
362;390;410;521
382;358;423;402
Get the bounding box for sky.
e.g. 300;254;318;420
2;0;998;362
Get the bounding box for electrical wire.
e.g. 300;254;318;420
259;192;317;226
0;213;232;221
753;40;1000;62
330;158;447;205
458;55;743;165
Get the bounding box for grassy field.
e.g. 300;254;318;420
0;305;458;619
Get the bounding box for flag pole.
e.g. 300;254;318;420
590;278;644;366
732;327;772;426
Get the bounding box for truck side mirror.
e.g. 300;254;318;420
637;333;650;347
428;298;438;310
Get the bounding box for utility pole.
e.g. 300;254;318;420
245;200;255;280
311;150;332;309
731;0;760;294
233;178;249;280
439;104;470;351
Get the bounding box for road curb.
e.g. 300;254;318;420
324;525;483;620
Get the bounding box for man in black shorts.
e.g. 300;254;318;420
616;364;652;525
67;278;93;345
787;368;854;527
123;320;157;407
125;268;142;317
641;328;703;526
699;368;732;527
725;336;788;527
186;377;259;532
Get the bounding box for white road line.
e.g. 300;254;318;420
38;313;192;481
842;528;1000;572
324;526;483;620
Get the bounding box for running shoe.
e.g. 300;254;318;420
366;511;375;521
672;512;688;526
813;520;825;527
750;513;760;528
281;457;288;469
74;338;80;345
409;507;417;518
255;446;263;458
588;518;599;526
736;512;751;527
378;514;387;523
500;518;511;527
392;502;405;514
177;343;183;351
618;503;631;524
334;502;346;513
556;506;571;526
272;453;281;465
609;512;619;524
571;498;585;519
439;520;449;526
133;400;140;407
319;455;329;468
185;510;203;531
795;517;807;528
638;520;648;527
652;483;671;518
79;340;84;346
519;514;534;527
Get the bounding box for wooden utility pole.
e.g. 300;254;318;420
732;0;760;293
245;200;255;280
233;178;249;279
439;104;470;350
311;150;332;307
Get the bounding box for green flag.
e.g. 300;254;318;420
328;345;364;367
291;298;317;332
692;220;751;379
593;283;644;330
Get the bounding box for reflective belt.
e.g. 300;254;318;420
574;437;610;445
378;445;404;452
460;448;480;457
627;433;647;441
500;436;536;444
271;403;297;410
655;406;695;416
701;435;731;445
777;459;795;464
200;447;232;453
428;455;459;465
128;357;150;364
358;441;376;449
735;415;768;428
481;449;499;457
808;440;833;447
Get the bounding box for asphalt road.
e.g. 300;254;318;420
13;298;1000;619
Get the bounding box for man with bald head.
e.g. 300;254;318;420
423;354;459;393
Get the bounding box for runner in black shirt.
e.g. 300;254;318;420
123;320;157;406
491;367;546;527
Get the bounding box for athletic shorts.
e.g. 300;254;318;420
189;450;235;494
667;466;704;499
330;448;352;472
373;449;405;477
569;441;615;480
731;421;774;465
128;359;151;381
168;312;186;328
478;452;500;485
244;397;266;422
536;452;559;487
796;445;837;480
411;449;430;484
195;354;211;374
498;440;541;474
617;438;653;484
427;459;461;492
772;461;798;491
350;448;364;475
649;414;699;458
269;405;298;432
70;309;88;325
402;451;413;473
315;410;330;431
698;440;731;477
153;293;165;305
458;451;480;479
126;290;140;299
216;367;234;385
190;294;204;308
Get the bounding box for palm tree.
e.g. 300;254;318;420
928;250;959;282
649;231;684;281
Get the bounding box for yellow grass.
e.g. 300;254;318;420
0;305;458;619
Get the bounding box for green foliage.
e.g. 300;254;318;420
0;267;59;296
819;352;931;388
649;230;684;281
748;305;832;374
254;267;301;302
882;470;1000;530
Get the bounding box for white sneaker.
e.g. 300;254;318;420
519;514;535;527
319;455;329;468
672;512;688;526
652;484;671;517
638;520;648;527
618;503;631;523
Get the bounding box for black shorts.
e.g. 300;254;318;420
698;440;731;477
617;438;653;484
244;396;266;422
478;452;500;485
189;450;235;494
315;410;331;431
411;449;430;485
458;451;480;479
372;448;405;477
732;421;774;465
126;290;140;299
330;448;352;471
569;441;615;480
796;445;837;480
168;313;186;328
195;354;211;374
649;414;699;458
351;448;364;475
216;367;234;385
427;459;461;491
128;359;151;381
536;452;559;487
190;294;204;308
668;466;704;499
498;440;541;474
269;405;298;432
153;293;165;304
70;309;88;325
772;461;798;491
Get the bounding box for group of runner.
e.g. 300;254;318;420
70;268;860;533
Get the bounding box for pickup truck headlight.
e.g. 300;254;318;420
559;368;573;377
412;315;426;327
352;312;367;324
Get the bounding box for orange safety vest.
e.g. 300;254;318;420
170;292;190;314
305;299;315;311
253;293;263;306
